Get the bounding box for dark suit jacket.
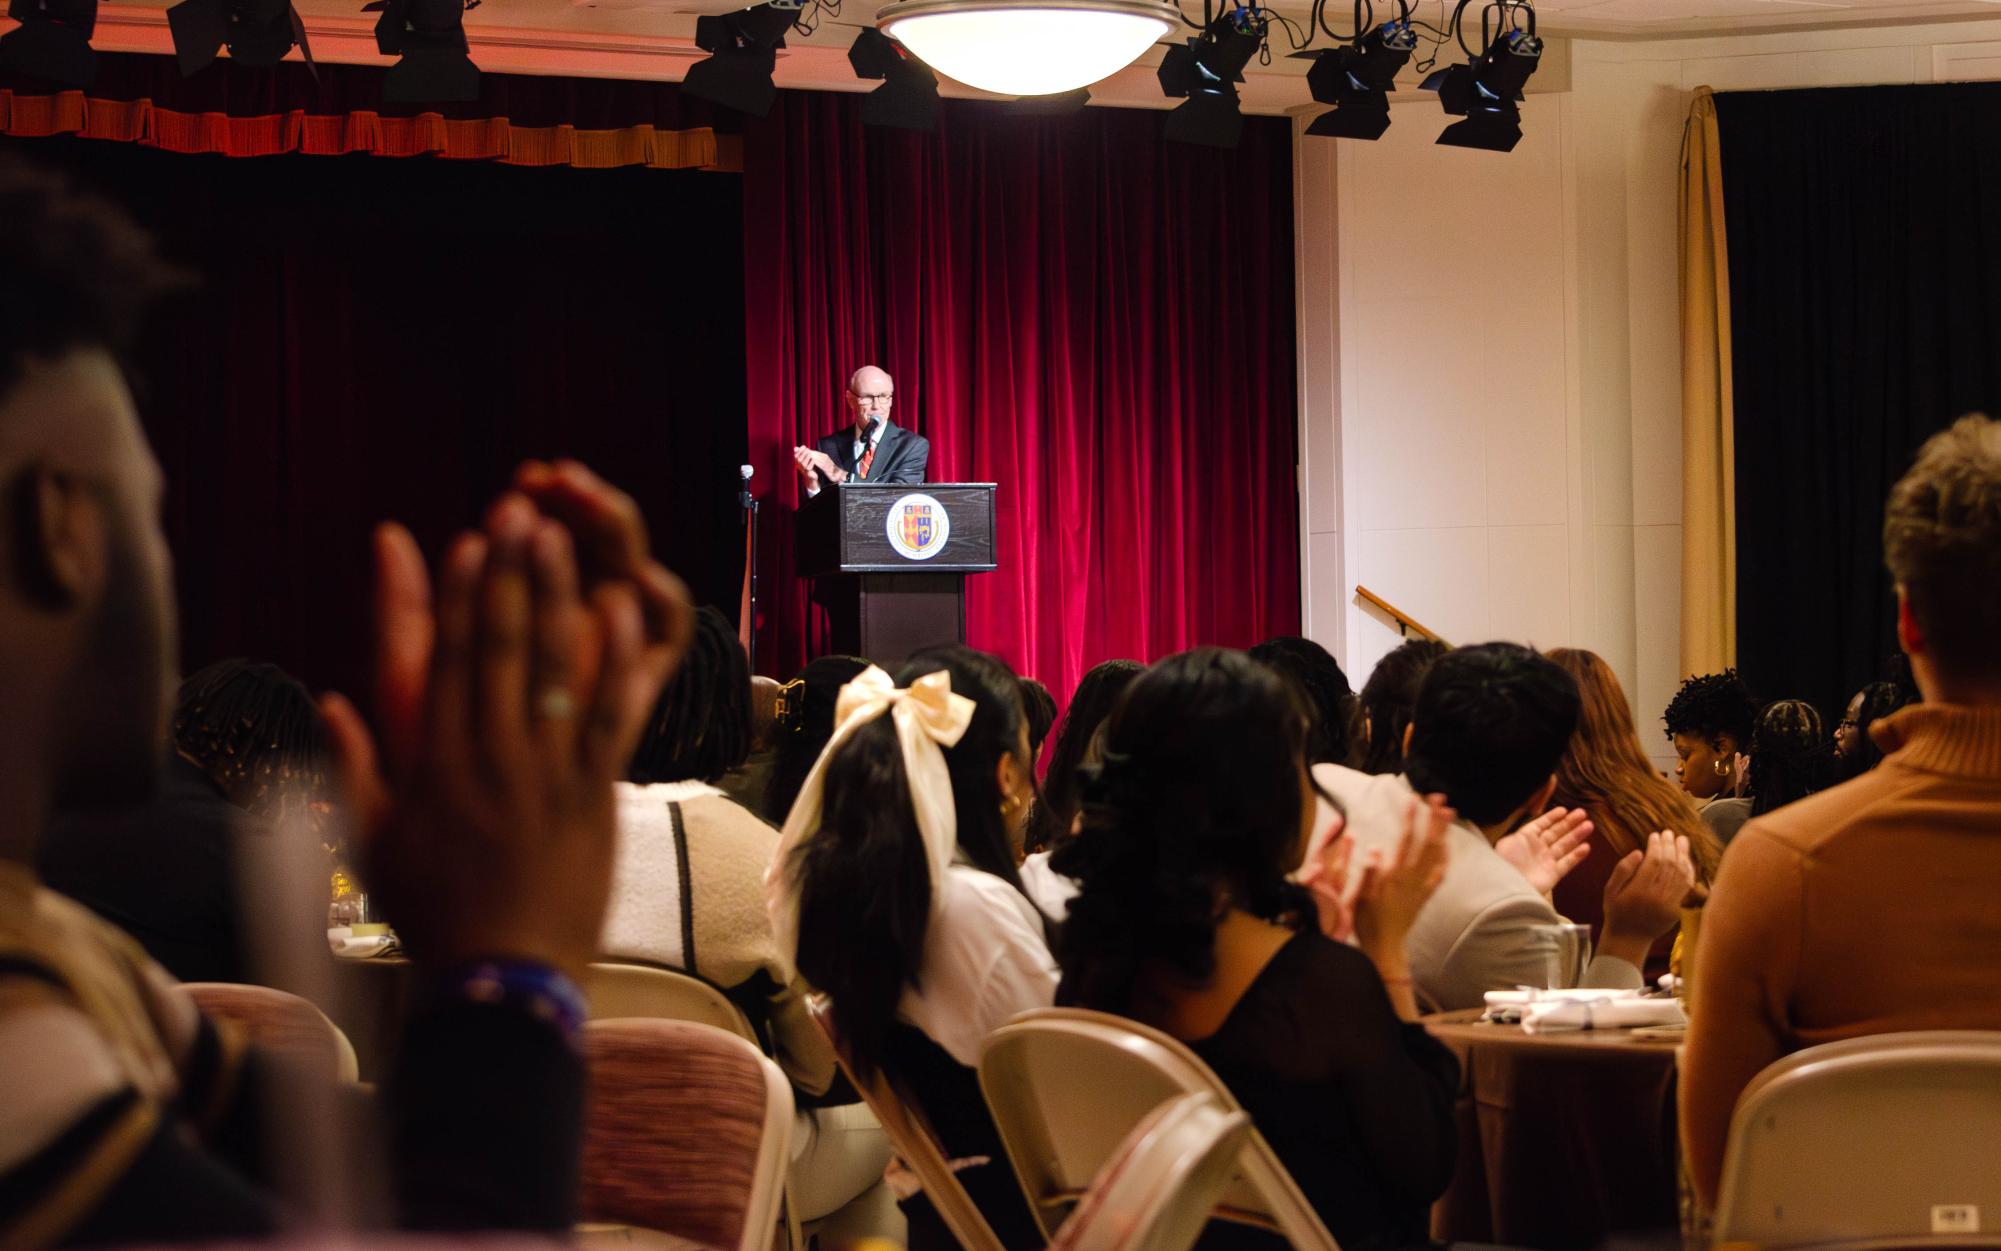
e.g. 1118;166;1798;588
813;421;929;490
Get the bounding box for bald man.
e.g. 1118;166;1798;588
792;365;930;497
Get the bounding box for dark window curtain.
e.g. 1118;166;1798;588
741;92;1300;694
1717;83;2001;717
2;134;746;701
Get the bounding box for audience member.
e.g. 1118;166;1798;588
607;607;899;1246
718;674;782;812
770;644;1054;1251
762;653;870;825
1357;639;1448;776
1683;413;2001;1209
1662;669;1761;842
1745;698;1829;819
1831;678;1911;780
1546;649;1719;970
1054;649;1458;1251
1249;635;1360;767
1023;658;1141;855
0;153;693;1243
40;659;329;984
1018;676;1057;765
1319;644;1695;1010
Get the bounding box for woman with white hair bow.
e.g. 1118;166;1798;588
767;645;1055;1251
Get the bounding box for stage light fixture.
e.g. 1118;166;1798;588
1157;14;1262;148
1420;10;1540;152
0;0;98;86
364;0;479;100
873;0;1176;97
167;0;312;75
848;28;940;131
1303;18;1414;141
680;2;796;117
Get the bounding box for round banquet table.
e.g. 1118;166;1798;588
1423;1009;1685;1251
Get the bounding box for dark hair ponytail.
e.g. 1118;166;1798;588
786;644;1033;1076
790;715;929;1075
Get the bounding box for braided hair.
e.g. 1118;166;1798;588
172;660;329;831
1748;699;1831;817
627;605;751;785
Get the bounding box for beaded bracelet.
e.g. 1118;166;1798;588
434;960;588;1047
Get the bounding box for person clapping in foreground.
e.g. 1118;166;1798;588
0;152;693;1247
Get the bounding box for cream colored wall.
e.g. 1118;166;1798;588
1296;18;2001;764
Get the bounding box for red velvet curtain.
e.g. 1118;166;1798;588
742;92;1300;697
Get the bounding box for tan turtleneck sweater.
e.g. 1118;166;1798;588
1681;702;2001;1208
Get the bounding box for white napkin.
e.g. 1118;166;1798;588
1484;988;1639;1008
328;928;397;959
1521;994;1685;1034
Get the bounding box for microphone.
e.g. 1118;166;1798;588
740;464;754;481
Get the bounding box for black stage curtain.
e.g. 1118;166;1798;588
1;133;746;702
1717;83;2001;717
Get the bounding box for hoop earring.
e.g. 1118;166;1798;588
1713;758;1730;776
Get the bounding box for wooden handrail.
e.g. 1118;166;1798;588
1354;585;1448;644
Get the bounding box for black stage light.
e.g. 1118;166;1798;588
682;2;796;117
1157;15;1261;148
168;0;312;75
0;0;98;86
1420;20;1540;151
1304;18;1413;140
365;0;479;101
849;28;939;131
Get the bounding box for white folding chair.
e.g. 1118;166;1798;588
978;1007;1341;1250
583;961;762;1040
1050;1092;1252;1251
1714;1030;2001;1249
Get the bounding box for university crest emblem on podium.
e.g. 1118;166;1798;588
886;493;951;561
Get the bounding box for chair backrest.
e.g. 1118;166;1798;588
183;982;358;1083
1050;1093;1252;1251
806;996;1008;1251
583;961;759;1043
977;1007;1341;1251
1714;1030;2001;1248
581;1018;793;1251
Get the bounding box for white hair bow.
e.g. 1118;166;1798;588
765;665;976;967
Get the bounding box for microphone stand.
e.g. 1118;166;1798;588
739;467;761;675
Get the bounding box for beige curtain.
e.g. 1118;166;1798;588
1679;87;1735;677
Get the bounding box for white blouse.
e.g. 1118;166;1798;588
898;864;1059;1067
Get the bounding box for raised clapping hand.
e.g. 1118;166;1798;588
1597;829;1697;967
793;445;841;486
1494;805;1594;896
322;463;693;979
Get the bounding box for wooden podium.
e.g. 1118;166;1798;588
796;483;997;665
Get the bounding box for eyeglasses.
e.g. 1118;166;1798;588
853;391;894;405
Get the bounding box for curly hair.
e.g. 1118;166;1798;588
1661;670;1761;748
1749;699;1831;817
1835;679;1913;779
1051;649;1313;1021
173;659;329;833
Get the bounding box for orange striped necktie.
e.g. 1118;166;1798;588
857;423;878;480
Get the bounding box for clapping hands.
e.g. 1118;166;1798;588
1495;806;1594;895
322;461;693;978
1301;794;1453;960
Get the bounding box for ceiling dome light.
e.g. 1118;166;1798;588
874;0;1178;97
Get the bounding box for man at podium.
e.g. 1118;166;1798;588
793;365;930;497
